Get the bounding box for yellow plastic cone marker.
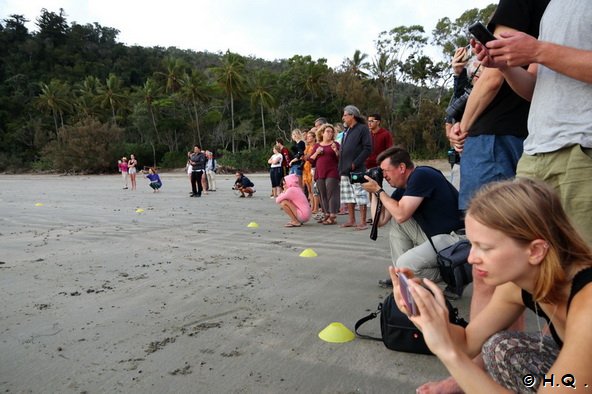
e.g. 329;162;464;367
135;208;144;213
247;222;259;228
35;203;44;207
299;248;317;258
318;322;355;343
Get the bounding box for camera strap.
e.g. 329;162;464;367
370;199;383;241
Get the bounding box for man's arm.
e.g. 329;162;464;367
457;25;516;135
364;178;423;224
487;31;592;84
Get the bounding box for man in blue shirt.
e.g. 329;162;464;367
363;147;465;286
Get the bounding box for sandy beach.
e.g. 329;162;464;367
0;162;471;393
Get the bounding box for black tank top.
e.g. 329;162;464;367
521;267;592;348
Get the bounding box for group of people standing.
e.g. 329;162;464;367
267;107;394;229
186;145;217;197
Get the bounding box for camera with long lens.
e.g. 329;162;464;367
445;87;471;122
349;167;383;185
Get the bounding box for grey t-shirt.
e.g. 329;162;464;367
525;0;592;154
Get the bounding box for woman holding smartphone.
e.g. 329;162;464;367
390;178;592;393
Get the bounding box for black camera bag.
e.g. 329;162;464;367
433;239;473;297
355;292;467;355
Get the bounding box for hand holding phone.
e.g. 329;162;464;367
468;22;496;45
398;273;418;316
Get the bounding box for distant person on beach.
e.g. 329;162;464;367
144;167;162;192
276;174;311;228
189;145;206;197
268;145;283;198
234;171;255;198
118;157;129;189
128;154;138;191
276;138;291;178
205;150;217;192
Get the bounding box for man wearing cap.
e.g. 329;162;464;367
338;105;372;230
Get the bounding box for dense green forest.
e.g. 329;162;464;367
0;5;494;173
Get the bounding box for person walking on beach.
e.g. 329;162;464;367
128;154;138;191
118;157;129;189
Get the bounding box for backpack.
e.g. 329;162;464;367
355;292;467;355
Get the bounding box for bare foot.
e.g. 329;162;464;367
416;377;463;394
340;222;355;228
354;224;368;230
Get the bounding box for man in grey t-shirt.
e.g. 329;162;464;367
476;0;592;244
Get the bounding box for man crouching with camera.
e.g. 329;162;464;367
362;147;465;288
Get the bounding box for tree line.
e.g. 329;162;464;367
0;5;495;173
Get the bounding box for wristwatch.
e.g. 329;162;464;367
374;188;385;198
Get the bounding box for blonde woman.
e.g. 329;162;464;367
392;178;592;393
288;129;305;188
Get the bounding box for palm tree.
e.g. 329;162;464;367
344;49;369;78
75;76;100;119
35;79;72;138
249;72;276;148
211;51;246;153
135;77;162;143
179;70;213;147
159;57;186;94
96;73;126;125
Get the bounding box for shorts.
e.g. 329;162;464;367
459;134;523;210
340;176;369;205
517;144;592;245
270;167;283;188
128;167;137;174
289;164;302;176
150;182;162;190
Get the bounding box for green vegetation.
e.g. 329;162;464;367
0;6;495;173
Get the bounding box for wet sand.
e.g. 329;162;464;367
0;162;471;393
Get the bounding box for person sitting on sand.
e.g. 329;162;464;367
234;171;255;198
144;167;162;192
390;178;592;393
276;174;311;227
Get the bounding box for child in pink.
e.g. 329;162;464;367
118;157;129;189
276;174;312;227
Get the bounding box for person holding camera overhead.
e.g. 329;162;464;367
339;105;372;230
362;147;465;289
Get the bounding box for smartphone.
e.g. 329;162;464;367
468;22;496;45
398;273;418;316
461;44;471;62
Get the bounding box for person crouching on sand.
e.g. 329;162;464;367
276;174;311;227
145;167;162;192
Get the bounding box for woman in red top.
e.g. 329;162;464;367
309;124;340;225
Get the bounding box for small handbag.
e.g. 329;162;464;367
355;292;467;355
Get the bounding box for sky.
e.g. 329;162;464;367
0;0;494;68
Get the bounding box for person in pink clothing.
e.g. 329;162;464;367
117;157;129;189
276;174;312;227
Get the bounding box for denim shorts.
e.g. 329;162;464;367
459;134;523;210
289;164;303;176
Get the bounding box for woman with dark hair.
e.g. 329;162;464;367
390;178;592;393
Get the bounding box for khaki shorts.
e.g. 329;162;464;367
517;144;592;245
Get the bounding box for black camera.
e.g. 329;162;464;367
350;167;383;185
447;148;461;166
446;87;471;122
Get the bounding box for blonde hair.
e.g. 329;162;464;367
291;128;303;140
467;178;592;303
